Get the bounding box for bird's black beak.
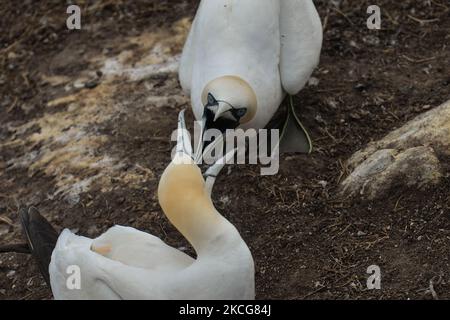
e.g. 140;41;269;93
195;93;248;160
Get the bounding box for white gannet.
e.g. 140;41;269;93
0;111;254;300
179;0;323;153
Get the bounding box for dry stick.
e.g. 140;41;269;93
428;276;441;300
407;15;439;25
387;110;400;121
332;7;354;26
322;9;330;32
0;215;14;226
384;9;399;26
6;97;18;113
393;196;404;212
431;0;449;11
365;236;389;250
402;55;437;64
301;285;327;299
321;128;338;143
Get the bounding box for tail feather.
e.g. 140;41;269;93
19;207;58;286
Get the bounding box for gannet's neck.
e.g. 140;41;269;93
157;155;236;256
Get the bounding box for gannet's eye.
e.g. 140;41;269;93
207;93;218;106
234;108;247;119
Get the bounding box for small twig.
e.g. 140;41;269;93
322;9;330;32
332;7;354;26
384;9;399;26
393;196;404;212
365;236;389;250
402;55;437;64
321;128;338;143
0;215;14;226
6;97;18;113
407;15;439;25
427;276;442;300
21;72;31;88
301;285;327;299
331;224;352;240
430;0;449;11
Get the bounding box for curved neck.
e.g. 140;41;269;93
169;195;229;255
158;163;236;256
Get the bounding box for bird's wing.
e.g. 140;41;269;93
49;229;181;300
50;227;195;299
101;226;194;272
279;0;323;95
49;230;127;299
179;9;202;94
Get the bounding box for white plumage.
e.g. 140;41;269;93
180;0;323;133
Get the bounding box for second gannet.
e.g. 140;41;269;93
179;0;323;153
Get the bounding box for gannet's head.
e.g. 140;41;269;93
158;153;207;215
201;76;257;133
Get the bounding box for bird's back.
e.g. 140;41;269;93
182;0;284;129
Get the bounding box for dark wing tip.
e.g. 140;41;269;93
18;207;59;286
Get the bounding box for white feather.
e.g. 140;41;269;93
180;0;322;129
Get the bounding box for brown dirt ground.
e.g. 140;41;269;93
1;0;450;300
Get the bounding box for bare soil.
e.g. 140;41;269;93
0;0;449;300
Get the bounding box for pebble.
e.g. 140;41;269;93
6;270;16;278
219;196;231;206
318;180;328;188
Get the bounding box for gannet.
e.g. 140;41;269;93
179;0;323;153
0;111;254;300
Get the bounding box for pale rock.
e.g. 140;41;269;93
341;100;450;200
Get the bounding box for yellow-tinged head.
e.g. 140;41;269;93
201;76;257;127
157;154;221;248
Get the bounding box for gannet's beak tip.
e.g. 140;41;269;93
213;103;232;122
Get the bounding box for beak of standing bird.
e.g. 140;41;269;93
193;76;257;158
175;109;236;194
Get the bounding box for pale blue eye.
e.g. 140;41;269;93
236;108;247;118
